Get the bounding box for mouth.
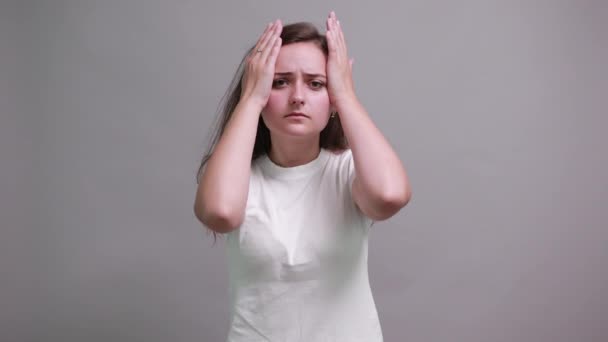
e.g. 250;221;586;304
285;112;309;118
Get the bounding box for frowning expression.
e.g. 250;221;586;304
261;42;332;138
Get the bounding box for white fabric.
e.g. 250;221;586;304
224;148;382;342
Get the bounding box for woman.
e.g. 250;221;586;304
195;11;411;341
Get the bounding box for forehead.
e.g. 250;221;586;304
274;42;327;74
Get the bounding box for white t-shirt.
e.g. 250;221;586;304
224;148;383;342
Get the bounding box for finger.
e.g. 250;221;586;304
256;22;277;55
252;22;273;52
331;19;343;60
327;14;343;60
332;14;344;51
328;14;341;56
332;10;341;38
326;29;337;57
261;20;282;62
327;11;337;33
265;34;282;67
330;11;337;31
325;16;333;46
336;21;346;55
328;11;336;29
262;20;282;52
252;21;277;58
330;16;340;51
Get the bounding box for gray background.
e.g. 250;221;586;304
2;0;607;341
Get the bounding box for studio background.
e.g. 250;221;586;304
2;0;607;341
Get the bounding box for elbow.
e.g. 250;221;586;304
376;171;412;216
385;185;412;209
353;176;412;221
194;201;243;234
372;187;412;221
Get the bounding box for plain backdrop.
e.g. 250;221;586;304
2;0;607;341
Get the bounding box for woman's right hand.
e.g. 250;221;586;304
240;19;283;109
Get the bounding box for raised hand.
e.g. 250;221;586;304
240;20;283;109
325;11;355;106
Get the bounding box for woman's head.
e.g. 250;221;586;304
262;41;332;145
197;21;348;193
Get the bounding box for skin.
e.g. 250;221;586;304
194;12;411;233
262;42;332;167
194;20;284;231
324;11;411;221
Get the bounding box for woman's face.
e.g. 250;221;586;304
261;42;331;139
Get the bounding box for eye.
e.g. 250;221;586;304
272;79;287;88
310;80;325;89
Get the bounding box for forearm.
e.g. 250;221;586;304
336;96;410;202
195;99;262;230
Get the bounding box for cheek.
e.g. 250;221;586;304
263;92;284;114
261;93;283;128
313;92;331;112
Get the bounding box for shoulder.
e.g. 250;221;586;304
325;148;353;167
325;148;375;228
324;148;356;183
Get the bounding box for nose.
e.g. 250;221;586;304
290;82;304;105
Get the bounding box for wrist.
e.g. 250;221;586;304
238;96;266;114
332;91;359;112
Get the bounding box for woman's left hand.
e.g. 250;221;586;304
326;11;355;106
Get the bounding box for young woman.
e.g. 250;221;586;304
195;11;411;341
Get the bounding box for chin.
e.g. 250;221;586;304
272;124;322;138
279;128;318;138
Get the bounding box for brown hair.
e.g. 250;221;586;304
196;22;349;242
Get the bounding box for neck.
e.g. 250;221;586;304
268;134;321;167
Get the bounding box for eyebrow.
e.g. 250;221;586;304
274;72;326;80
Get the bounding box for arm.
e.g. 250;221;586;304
194;99;262;233
326;12;411;221
194;20;283;233
338;97;411;221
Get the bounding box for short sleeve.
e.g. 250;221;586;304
342;149;375;228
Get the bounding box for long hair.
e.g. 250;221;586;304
196;22;349;241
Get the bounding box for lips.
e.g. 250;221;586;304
285;112;309;118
